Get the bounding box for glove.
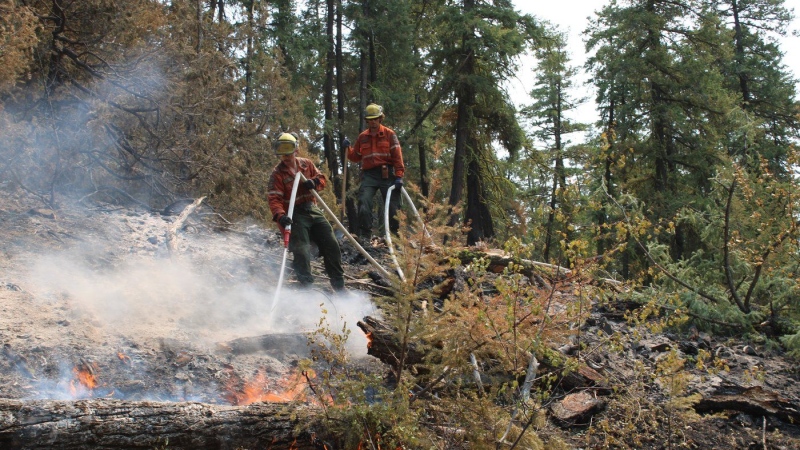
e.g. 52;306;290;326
278;215;292;227
342;137;350;148
303;179;317;190
394;178;404;190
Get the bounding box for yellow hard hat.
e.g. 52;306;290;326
364;103;384;120
273;132;298;155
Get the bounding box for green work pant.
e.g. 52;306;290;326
288;204;345;290
357;169;401;237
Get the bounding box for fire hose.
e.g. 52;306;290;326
271;174;395;312
384;184;429;282
270;173;302;313
299;174;394;281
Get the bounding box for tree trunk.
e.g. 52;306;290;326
336;0;346;218
448;53;473;229
243;1;254;122
323;0;338;182
465;155;493;245
0;398;317;450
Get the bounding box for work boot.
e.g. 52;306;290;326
331;279;346;292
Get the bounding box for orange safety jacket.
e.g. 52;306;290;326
347;124;405;178
267;157;326;222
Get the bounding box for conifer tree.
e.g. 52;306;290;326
522;27;587;263
586;0;738;263
429;0;540;245
710;0;799;175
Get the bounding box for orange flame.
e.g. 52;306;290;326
223;369;314;406
74;363;97;389
365;332;373;348
117;352;131;365
69;361;98;397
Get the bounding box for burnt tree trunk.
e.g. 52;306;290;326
357;316;608;393
0;398;318;449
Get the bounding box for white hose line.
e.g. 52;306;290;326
298;174;395;282
398;186;430;238
271;173;302;313
384;185;406;281
383;184;430;282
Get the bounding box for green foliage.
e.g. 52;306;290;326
3;0;800;443
299;196;602;447
780;330;800;358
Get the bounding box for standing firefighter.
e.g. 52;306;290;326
268;132;346;292
345;103;406;239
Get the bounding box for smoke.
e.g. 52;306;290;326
26;219;376;358
0;48;174;207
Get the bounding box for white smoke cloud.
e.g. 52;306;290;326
27;225;376;358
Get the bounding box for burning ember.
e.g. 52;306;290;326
117;352;131;365
69;360;99;397
222;368;313;406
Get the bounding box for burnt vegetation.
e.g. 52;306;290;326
2;0;800;449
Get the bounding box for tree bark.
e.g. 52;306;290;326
0;398;317;449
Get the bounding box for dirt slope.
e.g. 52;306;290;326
2;188;800;449
0;189;375;404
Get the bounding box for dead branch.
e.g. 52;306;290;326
694;385;800;425
166;196;205;256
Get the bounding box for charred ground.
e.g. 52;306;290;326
1;188;800;449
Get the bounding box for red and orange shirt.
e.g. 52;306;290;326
347;124;405;178
267;157;326;222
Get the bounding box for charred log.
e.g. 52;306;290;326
358;316;609;393
694;385;800;425
0;398;318;450
216;333;311;356
357;316;425;368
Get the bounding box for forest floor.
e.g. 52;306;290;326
1;186;800;449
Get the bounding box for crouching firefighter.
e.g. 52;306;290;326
267;132;346;292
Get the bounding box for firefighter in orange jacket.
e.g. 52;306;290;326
268;132;345;291
344;103;405;239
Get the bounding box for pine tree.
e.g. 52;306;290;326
428;0;541;245
521;27;588;263
586;0;738;263
711;0;799;175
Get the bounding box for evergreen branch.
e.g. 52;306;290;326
602;179;726;306
402;49;474;141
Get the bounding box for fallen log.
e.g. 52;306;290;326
694;385;800;424
357;316;608;393
357;316;426;369
0;398;317;450
456;248;623;289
